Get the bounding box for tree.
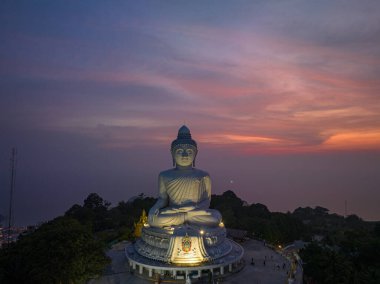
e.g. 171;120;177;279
65;193;114;232
0;217;110;283
248;203;270;219
84;193;110;210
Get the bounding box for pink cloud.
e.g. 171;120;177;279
5;21;380;154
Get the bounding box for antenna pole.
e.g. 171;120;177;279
7;147;17;245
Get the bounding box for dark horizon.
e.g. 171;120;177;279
1;146;379;227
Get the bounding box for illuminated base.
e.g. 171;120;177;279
169;228;208;265
134;224;231;264
126;238;244;281
126;224;244;281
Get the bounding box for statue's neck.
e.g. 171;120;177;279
175;165;193;170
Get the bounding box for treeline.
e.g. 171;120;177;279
211;190;308;244
0;217;109;283
1;191;379;283
211;190;380;283
0;193;155;284
295;207;380;283
64;193;156;243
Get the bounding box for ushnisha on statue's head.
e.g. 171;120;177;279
171;125;198;168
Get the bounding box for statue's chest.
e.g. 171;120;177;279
165;176;205;202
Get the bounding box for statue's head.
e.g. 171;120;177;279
171;125;198;167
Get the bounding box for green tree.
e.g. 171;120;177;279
84;193;111;210
65;193;114;232
0;217;110;284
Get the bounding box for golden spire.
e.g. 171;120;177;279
133;209;148;238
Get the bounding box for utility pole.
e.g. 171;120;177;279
7;147;17;245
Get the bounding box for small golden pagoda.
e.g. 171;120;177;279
133;209;148;238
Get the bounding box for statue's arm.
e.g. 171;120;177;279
149;174;168;216
196;175;211;209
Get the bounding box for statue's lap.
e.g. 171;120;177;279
150;208;221;228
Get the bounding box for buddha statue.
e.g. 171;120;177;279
127;125;244;270
148;125;222;228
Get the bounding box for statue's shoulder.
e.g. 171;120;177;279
192;168;210;178
159;168;176;177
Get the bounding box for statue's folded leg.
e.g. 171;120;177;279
149;209;186;228
186;209;222;227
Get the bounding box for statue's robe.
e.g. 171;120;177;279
149;168;222;228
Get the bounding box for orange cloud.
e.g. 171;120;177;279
199;134;282;145
322;130;380;150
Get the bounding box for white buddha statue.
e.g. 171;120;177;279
148;125;222;228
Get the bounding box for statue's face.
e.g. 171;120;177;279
173;145;196;167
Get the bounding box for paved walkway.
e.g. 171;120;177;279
89;239;293;284
226;239;290;284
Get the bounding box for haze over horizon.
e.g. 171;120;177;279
1;1;380;226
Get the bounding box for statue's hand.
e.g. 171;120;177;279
148;207;160;224
148;207;160;218
177;205;196;212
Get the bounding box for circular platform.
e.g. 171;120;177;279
126;238;244;281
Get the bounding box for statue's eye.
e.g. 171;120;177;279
186;150;193;155
176;150;183;154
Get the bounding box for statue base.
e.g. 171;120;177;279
126;224;244;281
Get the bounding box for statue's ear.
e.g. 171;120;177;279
171;150;175;167
192;150;197;167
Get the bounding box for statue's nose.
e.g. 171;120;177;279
182;151;188;157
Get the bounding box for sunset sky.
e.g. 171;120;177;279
1;1;380;225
